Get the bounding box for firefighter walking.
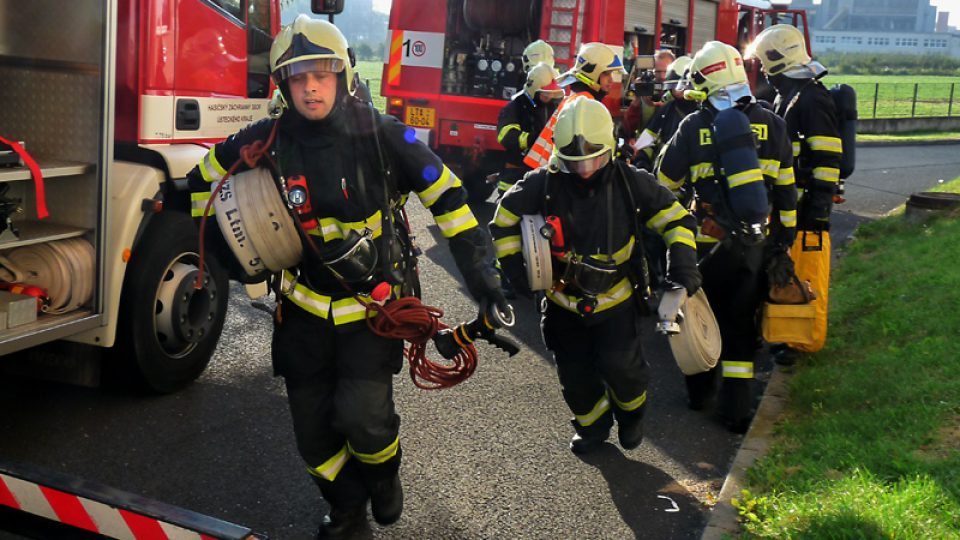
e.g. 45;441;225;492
655;42;798;433
631;55;696;172
748;24;843;365
492;97;701;453
188;16;507;538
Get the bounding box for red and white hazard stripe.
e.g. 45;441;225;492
0;472;233;540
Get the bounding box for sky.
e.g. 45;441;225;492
372;0;390;14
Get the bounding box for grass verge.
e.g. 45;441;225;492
858;131;960;144
738;178;960;538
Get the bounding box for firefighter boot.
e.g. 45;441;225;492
718;378;754;434
615;408;645;450
368;471;403;525
685;369;717;411
311;463;369;539
569;414;612;454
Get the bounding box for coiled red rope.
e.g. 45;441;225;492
194;122;477;389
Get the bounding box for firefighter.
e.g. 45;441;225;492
521;39;555;72
495;62;563;195
631;55;696;172
523;42;626;170
655;41;797;433
748;24;842;366
187;16;507;538
491;97;701;454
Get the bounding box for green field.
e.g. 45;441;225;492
356;60;386;112
823;74;959;119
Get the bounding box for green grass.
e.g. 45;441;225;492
858;130;960;143
739;177;960;538
823;75;959;119
356;60;385;112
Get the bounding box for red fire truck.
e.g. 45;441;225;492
380;0;809;197
0;0;282;393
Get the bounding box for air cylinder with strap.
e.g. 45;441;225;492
830;83;857;181
711;107;768;244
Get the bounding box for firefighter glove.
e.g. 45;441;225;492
799;193;832;231
500;256;533;299
666;246;702;295
465;262;512;317
765;250;795;289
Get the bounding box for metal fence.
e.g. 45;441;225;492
848;82;959;119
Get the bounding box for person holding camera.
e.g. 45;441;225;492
621;49;675;144
631;55;696;172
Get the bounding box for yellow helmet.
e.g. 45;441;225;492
520;62;564;99
560;42;627;91
664;55;692;84
552;97;615;178
270;15;356;94
687;41;751;109
522;40;555;72
747;24;811;77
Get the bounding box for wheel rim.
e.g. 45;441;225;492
153;253;219;358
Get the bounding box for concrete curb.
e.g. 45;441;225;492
700;366;793;540
857;139;960;148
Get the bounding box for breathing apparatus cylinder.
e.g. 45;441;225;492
711;107;768;243
830;83;857;181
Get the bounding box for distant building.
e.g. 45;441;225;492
790;0;960;57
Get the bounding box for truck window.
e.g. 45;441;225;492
209;0;244;22
248;0;272;98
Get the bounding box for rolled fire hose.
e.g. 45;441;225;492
212;167;302;276
520;214;553;291
666;288;721;375
4;237;95;314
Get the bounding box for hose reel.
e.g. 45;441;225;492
1;237;95;314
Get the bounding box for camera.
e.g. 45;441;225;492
626;55;663;98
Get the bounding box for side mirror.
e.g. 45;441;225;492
311;0;344;14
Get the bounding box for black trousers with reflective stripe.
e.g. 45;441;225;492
272;301;404;490
540;302;648;437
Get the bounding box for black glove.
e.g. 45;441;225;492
500;256;533;299
765;250;795;289
617;141;635;162
464;262;512;317
665;247;701;296
798;192;832;231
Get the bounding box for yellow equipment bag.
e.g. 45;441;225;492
787;230;831;352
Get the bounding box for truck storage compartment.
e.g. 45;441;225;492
0;0;106;352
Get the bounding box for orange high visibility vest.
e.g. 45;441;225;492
523;91;594;169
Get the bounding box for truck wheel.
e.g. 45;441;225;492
113;211;229;393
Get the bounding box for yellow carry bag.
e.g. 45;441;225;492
787;230;831;352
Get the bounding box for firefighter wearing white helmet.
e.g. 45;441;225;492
188;14;508;538
495;63;563;194
655;41;798;433
522;43;625;170
749;24;842;366
491;96;700;454
521;39;555;72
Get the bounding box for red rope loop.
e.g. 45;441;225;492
365;297;478;390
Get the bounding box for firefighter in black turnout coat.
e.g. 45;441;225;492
188;16;507;538
656;42;798;433
491;97;701;454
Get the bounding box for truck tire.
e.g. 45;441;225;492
113;211;229;393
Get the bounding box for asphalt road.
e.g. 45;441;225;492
0;142;957;540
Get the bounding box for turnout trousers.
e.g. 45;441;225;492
272;300;404;510
693;239;764;430
540;302;649;439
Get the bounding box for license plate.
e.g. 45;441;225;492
405;106;435;128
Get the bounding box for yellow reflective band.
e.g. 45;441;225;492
727;168;764;189
191;192;214;217
759;159;779;179
658;170;684;192
417;166;462;208
498;180;515;192
807;136;843;153
575;395;611;427
780;209;797;227
813;166;840;183
498;123;521;144
610;236;635;265
792;141;801;157
330;284;401;326
689;162;715;184
492;205;521;228
646;202;687;234
696;229;720;243
281;270;332;318
348;436;400;465
494;235;522;258
519;131;530;151
642;128;657;140
319;210;383;242
722;360;754;379
435;204;479;238
200;149;227;183
663;226;697;249
547;277;633;315
307;445;350;481
610;389;647;412
776;166;796;186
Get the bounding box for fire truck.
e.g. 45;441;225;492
0;0;284;393
380;0;809;197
